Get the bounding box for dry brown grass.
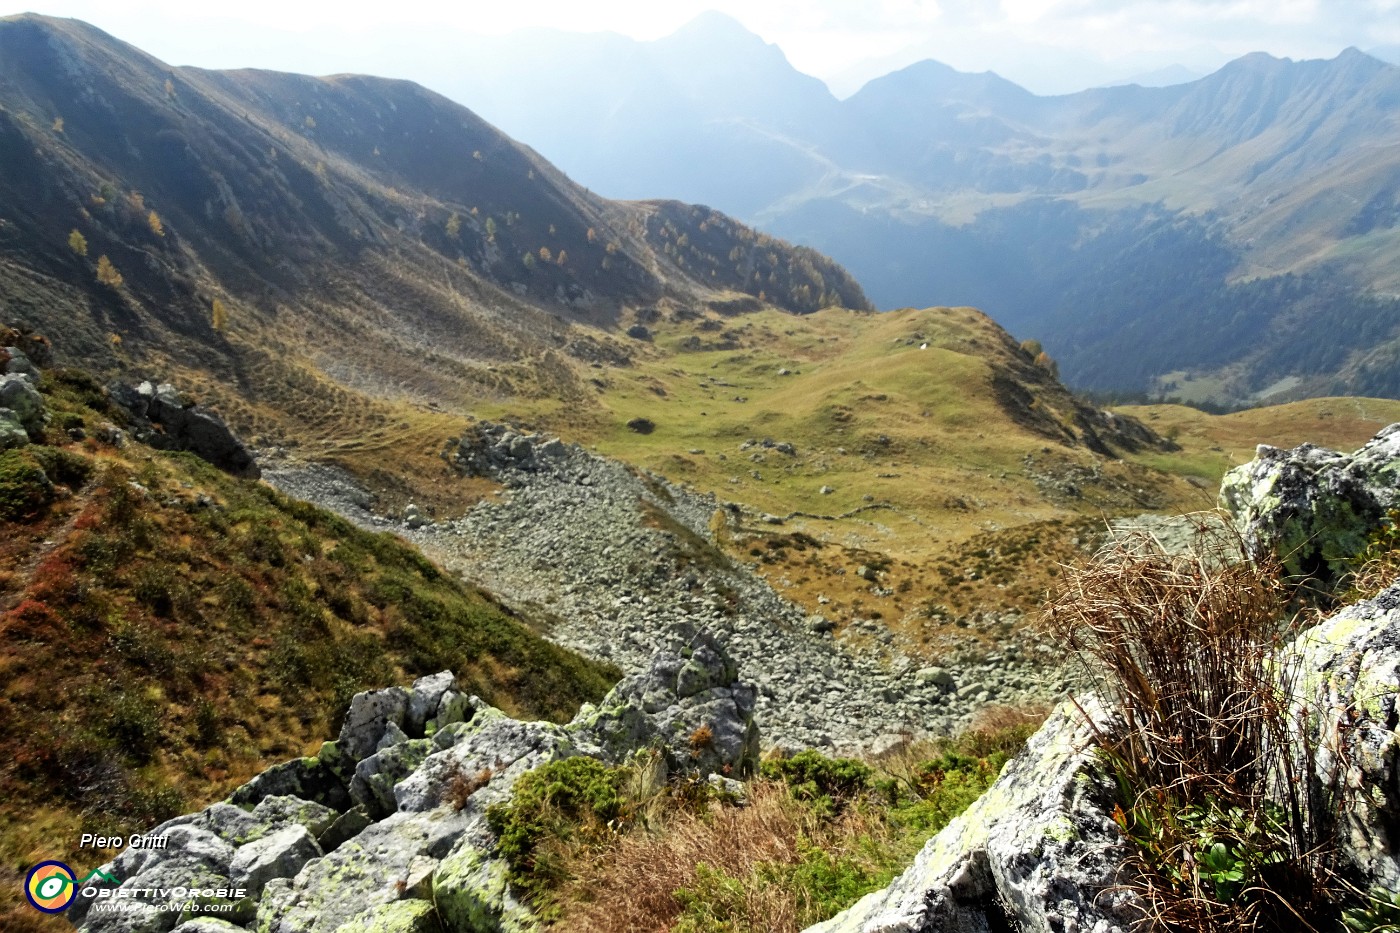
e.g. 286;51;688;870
1042;527;1344;932
446;767;493;811
548;781;883;933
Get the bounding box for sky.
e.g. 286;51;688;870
6;0;1400;96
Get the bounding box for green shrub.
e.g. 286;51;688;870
1344;889;1400;933
487;756;627;906
761;750;871;817
193;699;221;749
0;450;53;521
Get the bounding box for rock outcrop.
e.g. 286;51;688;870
803;699;1142;933
109;381;260;479
1221;424;1400;589
1286;582;1400;894
70;638;757;932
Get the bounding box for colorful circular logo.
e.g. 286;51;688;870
25;861;77;913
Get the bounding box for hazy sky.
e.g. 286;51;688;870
7;1;1400;95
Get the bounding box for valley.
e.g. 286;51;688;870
1;11;1400;933
442;16;1400;405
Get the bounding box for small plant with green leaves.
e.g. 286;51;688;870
1344;889;1400;933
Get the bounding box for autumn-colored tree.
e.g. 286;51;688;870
1034;350;1059;378
586;227;597;243
108;332;122;348
128;191;145;211
556;250;567;265
147;211;165;237
51;116;63;134
95;255;123;288
164;77;176;99
484;217;497;241
538;247;552;263
445;212;461;239
522;252;536;270
211;299;228;332
67;229;88;256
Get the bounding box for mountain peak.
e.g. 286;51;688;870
669;10;766;47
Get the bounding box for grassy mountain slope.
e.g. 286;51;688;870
0;13;868;468
0;365;619;931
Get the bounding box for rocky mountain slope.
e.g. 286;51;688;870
0;347;618;930
48;421;1400;933
443;15;1400;403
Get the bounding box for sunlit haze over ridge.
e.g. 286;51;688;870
4;1;1399;97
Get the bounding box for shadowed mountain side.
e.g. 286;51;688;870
0;13;870;450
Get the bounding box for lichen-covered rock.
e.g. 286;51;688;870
3;345;40;378
229;825;323;899
333;899;444;933
172;919;249;933
1285;582;1400;893
802;700;1141;933
395;715;570;814
406;672;456;736
0;372;46;435
227;748;351;812
318;805;374;854
339;687;413;763
352;739;434;818
106;380;260;479
250;796;339;840
254;809;473;933
571;631;759;778
1220;424;1400;588
0;406;30;448
432;846;535;933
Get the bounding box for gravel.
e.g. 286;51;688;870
260;424;1065;754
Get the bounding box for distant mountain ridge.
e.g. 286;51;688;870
0;13;868;451
439;16;1400;404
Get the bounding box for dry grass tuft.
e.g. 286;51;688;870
688;723;715;751
1042;525;1344;932
445;767;493;811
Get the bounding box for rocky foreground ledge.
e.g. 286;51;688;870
70;631;757;932
803;582;1400;932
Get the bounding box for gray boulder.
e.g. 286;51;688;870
0;372;46;436
228;741;353;811
570;631;760;778
250;796;339;840
338;687;412;762
1285;582;1400;892
3;346;39;378
351;739;434;818
406;671;456;736
0;407;28;448
802;699;1141;933
1221;424;1400;588
106;380;260;479
229;824;322;899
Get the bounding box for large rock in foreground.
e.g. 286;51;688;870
1287;582;1400;894
70;638;758;932
1220;424;1400;589
804;700;1141;933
